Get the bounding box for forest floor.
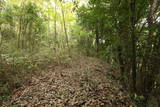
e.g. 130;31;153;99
2;57;135;107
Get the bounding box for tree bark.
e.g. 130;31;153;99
95;24;99;54
130;0;137;92
140;0;160;93
61;2;69;48
0;25;2;47
54;0;57;45
18;16;22;48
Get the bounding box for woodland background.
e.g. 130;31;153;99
0;0;160;106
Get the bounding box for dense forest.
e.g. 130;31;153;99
0;0;160;106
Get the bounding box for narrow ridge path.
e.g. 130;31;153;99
3;57;135;107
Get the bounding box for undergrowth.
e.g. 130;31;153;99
0;47;79;106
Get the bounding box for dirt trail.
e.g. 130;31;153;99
3;57;135;107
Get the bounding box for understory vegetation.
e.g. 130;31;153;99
0;0;160;106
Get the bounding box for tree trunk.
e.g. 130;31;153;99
140;0;160;94
61;2;69;48
18;17;22;48
118;46;125;78
0;26;2;47
130;0;137;92
95;25;99;54
54;0;58;46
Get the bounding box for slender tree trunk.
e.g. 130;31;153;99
95;28;99;54
54;0;57;44
18;17;22;48
130;0;137;92
48;15;50;37
0;4;2;47
118;46;125;77
21;19;25;49
0;24;2;68
47;12;51;48
17;0;25;49
61;2;69;48
0;26;2;47
0;1;4;65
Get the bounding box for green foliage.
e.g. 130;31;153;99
1;0;159;106
133;95;145;106
0;0;80;105
77;0;160;106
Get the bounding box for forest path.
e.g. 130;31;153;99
3;57;134;107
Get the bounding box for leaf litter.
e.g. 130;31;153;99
2;57;135;107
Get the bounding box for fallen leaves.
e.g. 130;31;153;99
2;57;135;107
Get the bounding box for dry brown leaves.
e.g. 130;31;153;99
2;57;136;107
